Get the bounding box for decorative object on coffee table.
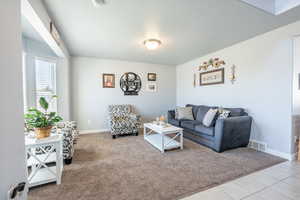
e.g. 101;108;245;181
200;68;224;86
147;73;157;81
24;96;63;139
102;73;115;88
120;72;142;95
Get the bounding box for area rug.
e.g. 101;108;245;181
28;132;285;200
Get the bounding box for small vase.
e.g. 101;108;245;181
34;126;52;139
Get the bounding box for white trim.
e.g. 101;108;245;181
249;139;296;161
265;148;296;161
79;129;109;135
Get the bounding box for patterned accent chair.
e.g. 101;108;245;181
56;121;79;143
108;105;141;139
52;121;79;164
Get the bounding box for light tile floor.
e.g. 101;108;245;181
182;161;300;200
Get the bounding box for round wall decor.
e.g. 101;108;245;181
120;72;142;95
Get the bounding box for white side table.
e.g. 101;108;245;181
25;134;63;188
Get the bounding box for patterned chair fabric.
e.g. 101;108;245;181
55;121;79;143
52;121;78;159
108;105;140;137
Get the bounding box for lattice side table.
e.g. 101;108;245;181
25;134;63;188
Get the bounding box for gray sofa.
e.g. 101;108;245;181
168;104;252;152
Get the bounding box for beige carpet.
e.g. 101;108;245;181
28;132;285;200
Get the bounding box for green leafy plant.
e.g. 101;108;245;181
25;96;63;129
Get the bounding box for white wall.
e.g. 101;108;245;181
57;58;71;120
0;0;27;199
22;37;71;120
293;36;300;115
292;36;300;150
22;0;71;120
177;20;300;158
72;57;176;131
22;36;57;109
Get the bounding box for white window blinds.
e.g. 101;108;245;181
35;58;57;112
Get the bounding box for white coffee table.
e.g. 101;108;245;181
144;123;183;153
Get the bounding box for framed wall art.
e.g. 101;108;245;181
102;73;115;88
146;83;157;92
200;68;224;86
120;72;142;95
147;73;157;81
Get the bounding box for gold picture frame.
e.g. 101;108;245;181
102;74;115;88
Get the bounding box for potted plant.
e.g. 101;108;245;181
25;96;63;139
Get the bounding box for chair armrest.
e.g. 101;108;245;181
58;128;74;159
214;116;252;152
168;110;176;121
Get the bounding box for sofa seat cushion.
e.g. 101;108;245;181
195;124;215;136
181;120;202;130
169;119;190;127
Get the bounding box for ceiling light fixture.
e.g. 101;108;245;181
143;39;162;50
92;0;106;7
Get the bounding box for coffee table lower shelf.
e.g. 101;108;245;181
144;134;181;152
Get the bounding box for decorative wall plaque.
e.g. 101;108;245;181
120;72;142;95
200;68;224;86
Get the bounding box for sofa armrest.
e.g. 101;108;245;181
214;116;252;152
168;110;176;121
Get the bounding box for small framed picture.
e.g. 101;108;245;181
102;74;115;88
147;73;157;81
146;83;157;92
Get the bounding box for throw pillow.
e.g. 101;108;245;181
176;107;194;120
218;108;231;119
202;109;218;127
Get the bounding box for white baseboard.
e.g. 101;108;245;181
265;148;296;161
249;139;296;161
79;129;109;135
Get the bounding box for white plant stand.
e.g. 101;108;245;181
25;134;63;188
144;123;183;153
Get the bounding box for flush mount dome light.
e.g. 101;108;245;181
92;0;106;7
143;39;162;50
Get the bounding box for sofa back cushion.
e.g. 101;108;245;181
176;107;194;120
224;108;245;117
196;105;217;122
186;104;199;119
202;109;218;127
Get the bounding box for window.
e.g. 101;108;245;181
35;58;57;112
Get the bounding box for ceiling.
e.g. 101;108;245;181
21;16;44;42
43;0;300;65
